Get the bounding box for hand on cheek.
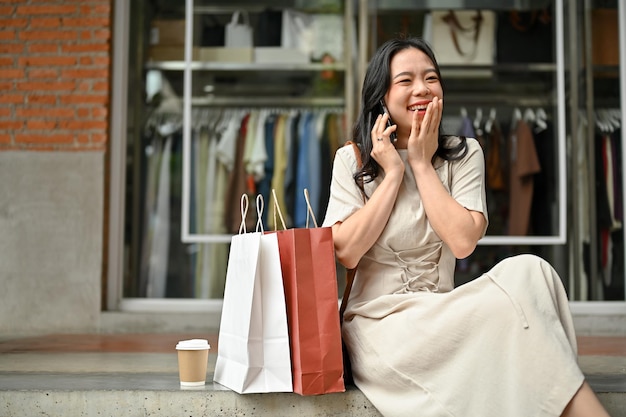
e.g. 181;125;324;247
408;98;441;165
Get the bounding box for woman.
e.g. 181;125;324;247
322;37;610;417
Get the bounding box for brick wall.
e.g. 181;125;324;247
0;0;112;151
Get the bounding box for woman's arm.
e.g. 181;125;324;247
332;113;404;269
411;163;486;259
407;98;486;259
331;168;403;269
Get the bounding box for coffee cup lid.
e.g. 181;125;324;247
176;339;211;350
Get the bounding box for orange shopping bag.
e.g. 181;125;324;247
270;189;345;396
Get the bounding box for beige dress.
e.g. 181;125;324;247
322;138;584;417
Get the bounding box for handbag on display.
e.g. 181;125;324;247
225;11;253;48
200;15;225;47
213;194;293;394
426;10;496;77
270;189;346;395
496;8;553;64
256;8;282;46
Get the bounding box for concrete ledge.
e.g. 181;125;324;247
0;372;382;417
1;391;381;417
1;372;625;417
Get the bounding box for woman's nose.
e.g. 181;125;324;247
413;81;430;96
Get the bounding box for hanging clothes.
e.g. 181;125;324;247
529;118;556;235
165;136;194;298
225;113;255;234
137;106;345;299
596;127;624;300
138;132;167;297
195;112;230;299
284;112;301;226
508;118;541;235
456;113;476;138
294;112;317;227
483;118;509;236
256;113;277;227
575;116;591;300
485;119;506;191
270;113;290;230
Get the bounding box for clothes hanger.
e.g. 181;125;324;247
609;109;621;130
473;107;482;128
523;107;535;124
534;108;548;133
511;108;522;129
484;107;497;134
595;110;610;133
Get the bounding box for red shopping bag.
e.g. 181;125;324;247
270;189;345;396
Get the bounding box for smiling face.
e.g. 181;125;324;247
383;47;443;141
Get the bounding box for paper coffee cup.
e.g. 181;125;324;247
176;339;210;386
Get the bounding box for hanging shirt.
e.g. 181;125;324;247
271;113;289;229
216;110;245;171
294;112;319;227
284;112;301;225
508;119;541;235
225;113;255;234
485;119;506;191
256;114;277;228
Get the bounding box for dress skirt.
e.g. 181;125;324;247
342;254;585;417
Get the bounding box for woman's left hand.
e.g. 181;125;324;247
407;97;443;166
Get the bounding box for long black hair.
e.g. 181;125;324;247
353;37;468;188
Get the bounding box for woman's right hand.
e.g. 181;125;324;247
407;97;442;168
370;113;404;178
332;113;405;269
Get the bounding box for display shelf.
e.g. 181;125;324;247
190;96;345;107
440;63;557;73
375;0;554;10
145;61;346;71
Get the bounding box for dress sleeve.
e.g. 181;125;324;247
321;145;365;227
448;138;489;235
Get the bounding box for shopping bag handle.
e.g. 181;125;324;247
238;194;249;234
271;189;288;231
255;194;265;233
230;10;250;26
303;189;318;228
270;188;319;229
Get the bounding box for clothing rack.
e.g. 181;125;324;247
444;93;555;107
178;105;346;244
144;105;346;133
574;107;623;300
447;103;566;246
594;108;622;133
191;96;346;107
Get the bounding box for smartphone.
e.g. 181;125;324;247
379;100;398;143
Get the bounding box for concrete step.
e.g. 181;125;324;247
0;372;624;417
0;334;624;416
0;372;381;417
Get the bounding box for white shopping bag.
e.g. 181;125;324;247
225;11;253;48
213;194;293;394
